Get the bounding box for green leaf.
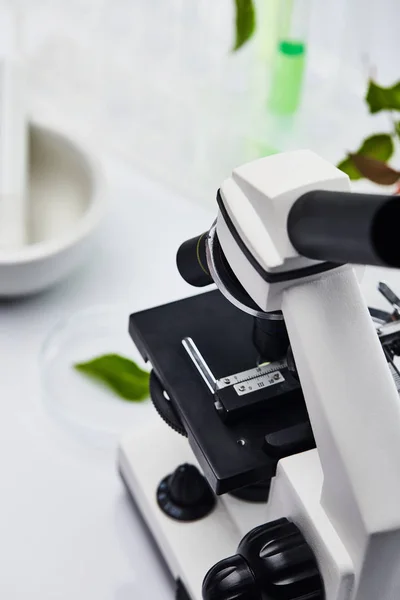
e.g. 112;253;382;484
395;121;400;140
233;0;256;51
366;79;400;114
358;133;394;161
74;354;150;402
349;154;400;186
337;133;394;180
337;157;362;180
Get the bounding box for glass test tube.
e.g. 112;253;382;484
268;0;310;115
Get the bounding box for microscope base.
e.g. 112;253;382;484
118;419;354;600
118;420;266;600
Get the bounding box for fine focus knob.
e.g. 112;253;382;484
157;464;216;522
203;518;324;600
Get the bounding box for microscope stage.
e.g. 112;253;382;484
128;290;312;494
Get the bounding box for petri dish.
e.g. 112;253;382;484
40;305;153;447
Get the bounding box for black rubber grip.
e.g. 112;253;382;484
288;190;400;268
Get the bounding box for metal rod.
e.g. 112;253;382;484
182;337;216;393
379;282;400;317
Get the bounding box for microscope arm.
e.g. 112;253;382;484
282;265;400;600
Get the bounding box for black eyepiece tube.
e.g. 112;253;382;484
176;232;214;287
288;190;400;268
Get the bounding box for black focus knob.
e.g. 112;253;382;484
157;464;216;522
203;518;324;600
202;555;260;600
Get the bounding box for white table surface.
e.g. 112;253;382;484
0;153;399;599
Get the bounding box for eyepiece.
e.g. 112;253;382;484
177;232;214;287
288;190;400;268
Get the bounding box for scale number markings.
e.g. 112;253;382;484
234;371;285;396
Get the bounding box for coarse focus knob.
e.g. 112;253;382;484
202;554;260;600
203;518;324;600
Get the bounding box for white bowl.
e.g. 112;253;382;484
0;122;106;296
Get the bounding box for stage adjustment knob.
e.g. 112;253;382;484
203;518;324;600
157;464;216;522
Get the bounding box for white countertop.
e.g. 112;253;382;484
0;153;399;599
0;155;213;600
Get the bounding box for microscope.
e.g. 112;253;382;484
118;150;400;600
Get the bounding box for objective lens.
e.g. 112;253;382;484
177;232;214;287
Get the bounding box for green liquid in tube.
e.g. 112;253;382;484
268;40;306;115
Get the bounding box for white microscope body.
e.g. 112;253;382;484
119;150;400;600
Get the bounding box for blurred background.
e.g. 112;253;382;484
1;4;400;599
9;0;400;207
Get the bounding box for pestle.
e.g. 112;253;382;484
0;5;28;250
